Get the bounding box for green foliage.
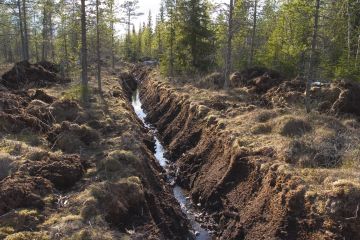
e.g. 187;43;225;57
1;0;360;83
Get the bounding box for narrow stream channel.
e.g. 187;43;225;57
132;89;212;240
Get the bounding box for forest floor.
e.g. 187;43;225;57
0;62;359;240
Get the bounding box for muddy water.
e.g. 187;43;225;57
132;89;212;240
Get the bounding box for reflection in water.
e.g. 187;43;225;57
132;89;211;240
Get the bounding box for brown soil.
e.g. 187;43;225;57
139;71;360;240
0;62;191;239
0;175;53;215
1;61;70;90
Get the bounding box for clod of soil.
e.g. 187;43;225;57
1;61;69;90
0;91;30;114
278;117;312;137
30;89;55;104
50;99;87;123
0;112;50;133
0;153;17;181
47;122;100;153
0;175;53;215
26;100;53;124
91;178;146;229
21;154;85;190
37;60;60;73
331;80;360;116
230;67;283;92
198;72;225;89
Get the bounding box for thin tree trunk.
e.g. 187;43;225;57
110;1;115;69
169;6;175;77
64;33;68;70
249;0;257;66
42;5;48;61
96;0;102;93
17;0;25;61
49;12;55;61
22;0;29;60
8;44;13;63
80;0;88;101
347;0;352;62
355;34;360;68
305;0;320;113
224;0;234;89
34;13;39;62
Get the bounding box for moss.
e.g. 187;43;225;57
43;214;82;226
80;198;99;220
26;150;50;161
0;227;15;238
251;123;272;135
254;110;278;123
277;116;312;137
0;153;17;180
14;131;43;146
4;231;49;240
97;150;140;180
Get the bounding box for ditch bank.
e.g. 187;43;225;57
135;71;358;240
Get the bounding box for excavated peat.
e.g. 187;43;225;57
131;88;214;239
137;74;355;240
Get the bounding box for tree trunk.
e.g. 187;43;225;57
80;0;88;102
22;0;29;60
347;0;352;62
305;0;320;113
17;0;25;61
110;1;115;69
96;0;102;93
42;4;48;61
49;12;55;61
249;0;257;66
34;13;39;62
224;0;234;89
169;6;175;77
64;33;68;70
355;34;360;68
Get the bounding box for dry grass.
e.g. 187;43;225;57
0;153;16;180
164;72;360;202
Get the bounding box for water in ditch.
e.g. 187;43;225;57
132;89;211;240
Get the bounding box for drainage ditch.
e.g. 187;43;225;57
132;89;212;240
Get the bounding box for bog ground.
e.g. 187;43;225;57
0;62;359;240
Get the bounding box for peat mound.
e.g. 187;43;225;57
0;175;53;215
230;67;283;93
47;121;100;153
1;61;70;90
20;154;85;190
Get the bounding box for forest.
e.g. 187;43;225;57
1;0;360;82
0;0;360;240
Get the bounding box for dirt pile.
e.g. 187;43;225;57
229;67;360;117
0;175;53;215
140;75;359;239
198;72;225;89
47;121;100;153
49;99;88;123
230;67;283;93
1;61;70;90
21;154;85;189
